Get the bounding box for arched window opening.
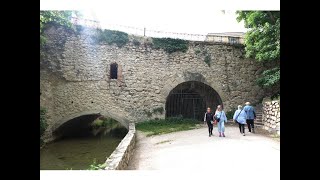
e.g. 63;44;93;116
110;63;118;79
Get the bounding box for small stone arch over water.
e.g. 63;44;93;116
51;110;130;140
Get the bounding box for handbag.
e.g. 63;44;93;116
235;109;243;123
214;112;221;122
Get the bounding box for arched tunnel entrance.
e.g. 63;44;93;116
53;114;101;138
165;81;222;121
42;114;128;170
53;114;128;139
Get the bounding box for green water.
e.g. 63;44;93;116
40;134;124;170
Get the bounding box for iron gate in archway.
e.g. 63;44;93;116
166;89;206;120
165;81;222;121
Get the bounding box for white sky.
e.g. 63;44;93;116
81;10;245;35
41;0;280;35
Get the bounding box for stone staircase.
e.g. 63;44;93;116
255;110;263;127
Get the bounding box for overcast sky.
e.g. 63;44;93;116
80;10;246;35
41;0;280;35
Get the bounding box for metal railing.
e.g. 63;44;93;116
70;17;243;44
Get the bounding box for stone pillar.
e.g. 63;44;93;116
262;98;280;135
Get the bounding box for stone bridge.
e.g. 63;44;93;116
40;24;273;141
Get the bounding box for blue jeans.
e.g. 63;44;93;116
218;121;225;133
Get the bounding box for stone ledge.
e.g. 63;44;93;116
104;122;136;170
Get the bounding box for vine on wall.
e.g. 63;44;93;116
40;107;48;146
194;47;212;67
151;37;189;53
94;29;129;47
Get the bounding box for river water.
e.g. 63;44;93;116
40;130;127;170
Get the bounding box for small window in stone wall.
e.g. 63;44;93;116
110;63;118;79
228;37;240;44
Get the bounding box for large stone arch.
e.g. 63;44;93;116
160;71;226;104
165;81;223;120
160;72;226;120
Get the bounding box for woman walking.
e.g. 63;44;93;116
203;107;215;137
214;105;228;137
233;105;247;136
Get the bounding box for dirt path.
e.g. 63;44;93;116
127;124;279;179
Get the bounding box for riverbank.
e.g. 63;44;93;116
40;134;125;170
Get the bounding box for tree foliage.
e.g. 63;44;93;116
236;11;280;89
40;11;73;45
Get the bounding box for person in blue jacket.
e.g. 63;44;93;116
233;105;247;136
214;105;228;137
243;102;256;133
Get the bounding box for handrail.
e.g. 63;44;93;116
70;17;244;44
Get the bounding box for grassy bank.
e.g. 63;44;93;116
136;117;201;136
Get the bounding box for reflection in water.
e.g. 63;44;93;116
40;128;127;170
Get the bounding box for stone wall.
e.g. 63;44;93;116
262;99;280;135
105;123;136;170
40;24;274;140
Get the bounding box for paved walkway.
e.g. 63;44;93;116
127;125;280;179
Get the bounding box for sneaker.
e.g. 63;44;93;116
209;134;211;137
222;133;225;137
243;134;245;136
219;133;221;137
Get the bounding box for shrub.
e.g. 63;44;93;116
225;108;236;120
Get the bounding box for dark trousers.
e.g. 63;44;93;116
207;121;213;135
246;119;254;132
238;123;245;133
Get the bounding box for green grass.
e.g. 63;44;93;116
136;117;200;136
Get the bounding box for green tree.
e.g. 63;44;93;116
40;11;73;45
236;11;280;93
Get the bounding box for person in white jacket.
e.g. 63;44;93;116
233;105;247;136
214;105;228;137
